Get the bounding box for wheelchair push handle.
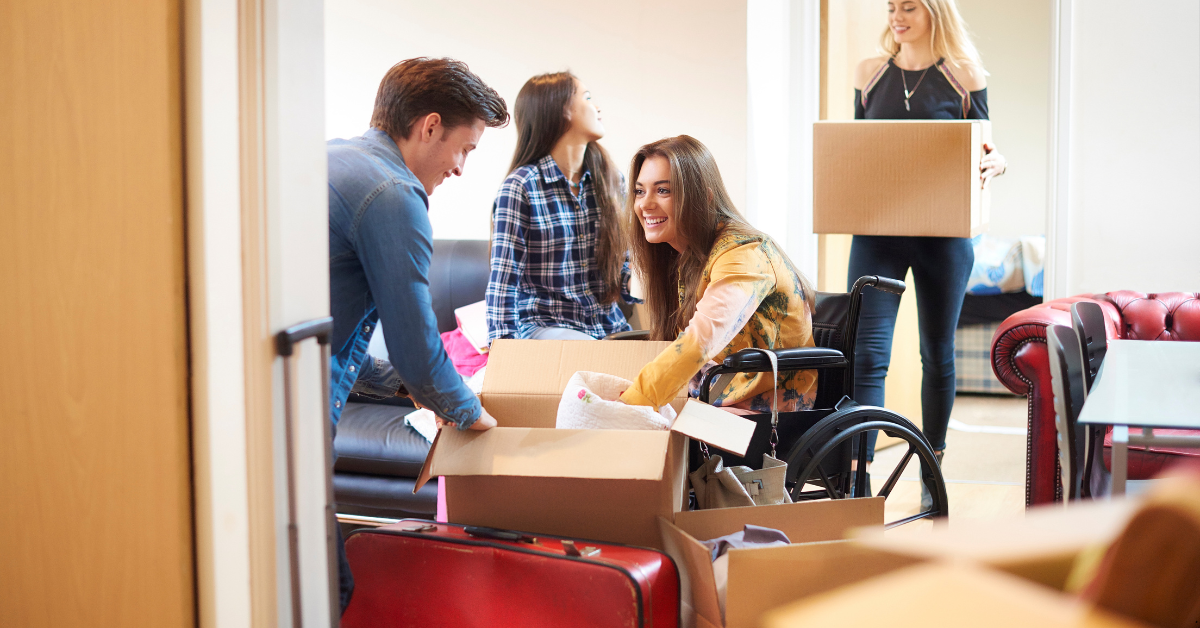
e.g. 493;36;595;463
851;275;906;296
698;276;903;404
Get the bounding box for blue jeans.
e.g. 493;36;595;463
847;236;973;460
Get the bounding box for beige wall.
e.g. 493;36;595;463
958;0;1051;239
325;1;747;242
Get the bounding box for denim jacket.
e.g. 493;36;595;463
326;128;481;429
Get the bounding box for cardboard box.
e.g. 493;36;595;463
761;562;1145;628
658;497;922;628
414;339;757;550
813;120;991;237
852;498;1138;590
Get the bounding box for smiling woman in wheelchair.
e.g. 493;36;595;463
617;135;817;413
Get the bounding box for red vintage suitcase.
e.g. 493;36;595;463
341;519;680;628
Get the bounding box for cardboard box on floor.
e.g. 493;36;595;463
658;497;924;628
414;339;757;550
762;562;1145;628
852;498;1139;590
813;120;992;238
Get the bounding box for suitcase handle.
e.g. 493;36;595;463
463;526;601;556
276;316;337;628
464;526;529;542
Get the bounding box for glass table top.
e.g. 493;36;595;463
1076;340;1200;429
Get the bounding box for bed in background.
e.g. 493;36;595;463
956;235;1044;394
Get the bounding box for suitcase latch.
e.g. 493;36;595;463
562;540;601;557
402;524;437;533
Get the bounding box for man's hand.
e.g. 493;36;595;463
434;408;497;431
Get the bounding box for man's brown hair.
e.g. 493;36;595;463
371;57;509;139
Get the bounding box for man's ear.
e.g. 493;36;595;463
418;112;443;143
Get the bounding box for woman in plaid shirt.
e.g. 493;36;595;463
486;72;637;344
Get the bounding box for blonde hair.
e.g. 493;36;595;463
880;0;984;71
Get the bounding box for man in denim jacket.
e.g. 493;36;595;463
326;57;507;611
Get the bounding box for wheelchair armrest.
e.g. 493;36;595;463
604;330;651;340
722;347;848;372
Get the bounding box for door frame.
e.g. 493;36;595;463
1044;0;1073;300
185;0;332;625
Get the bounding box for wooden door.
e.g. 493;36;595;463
0;1;195;626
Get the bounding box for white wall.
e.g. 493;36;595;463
325;1;747;242
958;0;1051;240
746;0;821;280
1054;0;1200;295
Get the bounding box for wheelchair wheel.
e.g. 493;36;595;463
781;403;948;528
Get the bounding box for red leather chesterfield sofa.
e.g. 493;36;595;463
991;291;1200;505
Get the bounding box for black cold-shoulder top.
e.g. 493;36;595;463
854;57;988;120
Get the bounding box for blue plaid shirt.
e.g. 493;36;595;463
487;154;635;342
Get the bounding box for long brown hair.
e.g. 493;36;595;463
508;72;625;304
626;135;815;341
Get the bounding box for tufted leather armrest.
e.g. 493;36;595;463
992;292;1200;506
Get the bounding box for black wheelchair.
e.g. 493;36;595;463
614;275;949;528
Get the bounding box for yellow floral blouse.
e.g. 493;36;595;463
622;231;817;413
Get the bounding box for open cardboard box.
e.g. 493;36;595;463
414;339;758;549
658;497;923;628
851;498;1139;591
813;120;992;238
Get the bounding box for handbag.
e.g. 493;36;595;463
689;349;793;508
690;453;794;509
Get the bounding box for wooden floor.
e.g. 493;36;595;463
871;394;1028;535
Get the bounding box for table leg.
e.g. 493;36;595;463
1112;425;1128;497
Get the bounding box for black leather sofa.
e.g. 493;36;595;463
332;239;491;519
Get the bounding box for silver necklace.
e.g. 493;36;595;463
899;61;933;112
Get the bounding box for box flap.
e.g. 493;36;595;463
852;498;1136;589
484;338;677;396
660;517;724;628
428;426;671;481
412;427;441;493
482;339;687;427
674;497;884;545
723;541;921;628
670;400;756;457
